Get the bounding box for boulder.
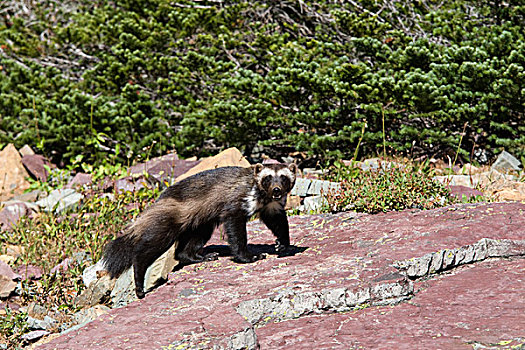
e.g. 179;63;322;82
0;144;31;201
75;274;115;308
21;330;50;342
26;315;58;330
433;169;514;188
113;176;146;193
65;173;93;189
16;264;43;280
77;242;179;308
0;202;33;230
488;181;525;202
303;195;328;212
36;188;84;213
10;189;43;203
31;202;525;350
110;242;178;307
18;144;35;157
21;154;56;182
174;147;251;183
491;150;522;172
82;260;105;288
0;260;20;281
128;153;179;176
73;305;110;325
0;275;17;298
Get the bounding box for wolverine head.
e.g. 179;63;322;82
254;163;297;201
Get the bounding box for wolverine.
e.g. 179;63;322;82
102;163;297;298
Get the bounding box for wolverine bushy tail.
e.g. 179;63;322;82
102;235;136;278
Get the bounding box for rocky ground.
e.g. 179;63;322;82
1;144;524;348
34;201;524;349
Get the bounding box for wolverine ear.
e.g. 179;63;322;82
288;163;297;174
254;163;264;176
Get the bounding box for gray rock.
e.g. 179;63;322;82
320;287;347;312
235;298;275;325
429;250;444;274
21;330;49;342
110;242;178;307
491;150;522;172
302;168;327;176
110;268;137;307
73;305;110;325
10;190;42;203
355;158;400;172
395;238;525;278
291;178;311;196
26;315;57;330
82;260;105;288
36;188;84;213
303;195;327;212
18;144;35;157
306;180;325;195
75;274;115;308
345;288;371;307
236;281;414;326
371;281;413;301
406;253;431;277
228;327;258;350
0;275;17;298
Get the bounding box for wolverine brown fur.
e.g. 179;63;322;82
102;163;297;298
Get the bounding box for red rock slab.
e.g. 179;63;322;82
256;258;525;349
21;154;55;182
37;202;525;349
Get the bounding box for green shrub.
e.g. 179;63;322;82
0;1;523;166
323;161;479;213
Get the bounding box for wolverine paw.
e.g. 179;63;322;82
276;245;293;257
135;288;145;299
275;240;292;256
234;253;266;263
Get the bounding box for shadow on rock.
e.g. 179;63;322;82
202;243;307;258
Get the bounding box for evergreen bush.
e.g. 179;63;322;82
0;1;523;165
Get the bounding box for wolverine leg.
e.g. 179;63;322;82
260;204;291;254
224;217;264;263
176;224;218;264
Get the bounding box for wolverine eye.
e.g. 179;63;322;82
262;176;272;189
280;175;290;189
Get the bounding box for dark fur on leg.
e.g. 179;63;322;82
225;217;264;263
176;223;218;264
259;204;291;256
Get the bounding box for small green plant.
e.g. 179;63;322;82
0;308;29;348
323;160;474;214
0;179;161;345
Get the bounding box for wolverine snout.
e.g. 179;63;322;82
271;186;282;199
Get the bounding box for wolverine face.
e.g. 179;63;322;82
254;163;297;201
